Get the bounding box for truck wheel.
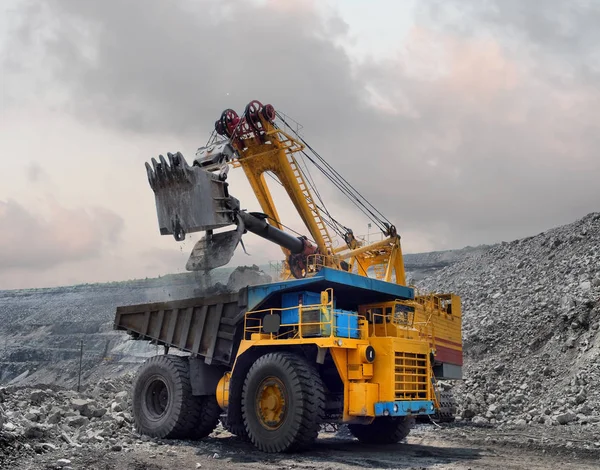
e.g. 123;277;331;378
348;416;414;444
132;354;220;440
220;414;250;441
418;389;457;424
188;395;222;440
434;390;457;423
241;352;325;453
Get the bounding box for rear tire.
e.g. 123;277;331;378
434;389;457;423
348;416;414;444
241;352;325;453
132;354;220;440
188;395;222;440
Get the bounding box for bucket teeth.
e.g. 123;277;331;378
145;162;155;190
146;152;192;191
151;157;160;181
144;149;238;242
159;154;168;176
167;152;177;174
157;155;168;182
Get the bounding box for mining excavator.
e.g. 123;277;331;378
113;100;461;453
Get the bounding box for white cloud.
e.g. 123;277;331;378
1;0;599;288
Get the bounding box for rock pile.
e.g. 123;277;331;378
194;264;273;297
418;212;600;429
0;374;140;467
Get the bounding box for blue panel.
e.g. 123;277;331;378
247;277;323;311
281;291;322;325
318;268;413;299
247;267;414;311
334;309;360;339
374;400;436;416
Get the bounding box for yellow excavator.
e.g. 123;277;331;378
147;100;462;388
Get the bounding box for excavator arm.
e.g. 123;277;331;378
144;100;405;283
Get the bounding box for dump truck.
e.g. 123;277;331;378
114;100;462;452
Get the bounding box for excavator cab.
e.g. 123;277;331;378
193;140;237;173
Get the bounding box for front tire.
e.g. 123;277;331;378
132;354;220;440
241;352;325;453
220;413;250;441
348;416;414;444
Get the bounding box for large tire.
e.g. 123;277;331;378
348;416;414;444
241;352;325;453
132;354;221;440
220;413;250;441
416;390;457;424
188;395;222;440
434;389;457;423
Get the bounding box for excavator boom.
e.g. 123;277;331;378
145;100;408;283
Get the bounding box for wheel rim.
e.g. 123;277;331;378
144;375;169;420
255;376;287;430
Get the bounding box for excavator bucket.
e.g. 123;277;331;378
145;150;243;271
145;151;239;241
185;218;245;271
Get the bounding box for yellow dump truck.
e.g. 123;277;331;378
113;100;462;452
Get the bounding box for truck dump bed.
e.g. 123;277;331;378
113;289;248;367
113;268;459;372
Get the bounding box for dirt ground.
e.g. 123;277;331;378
13;422;600;470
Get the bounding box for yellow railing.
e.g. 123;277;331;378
370;312;435;344
370;311;411;337
306;253;339;273
411;291;455;317
361;300;415;330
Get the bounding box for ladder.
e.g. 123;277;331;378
286;153;334;252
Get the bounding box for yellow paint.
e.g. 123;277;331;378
225;108;408;284
216;372;230;409
256;376;286;430
349;382;379;416
217;102;462;377
361;363;374;378
359;297;463;363
233;291;441;422
232;124;334;261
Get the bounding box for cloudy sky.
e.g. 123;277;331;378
1;0;599;289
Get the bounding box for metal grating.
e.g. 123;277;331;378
394;352;428;400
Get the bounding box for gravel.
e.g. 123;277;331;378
0;374;136;467
2;213;600;466
417;212;600;429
